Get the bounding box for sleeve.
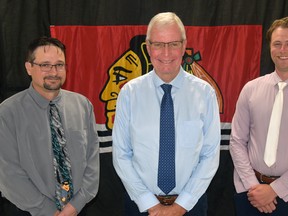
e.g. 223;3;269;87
0;114;57;216
112;87;159;212
271;172;288;201
229;84;259;191
175;87;221;211
69;101;100;212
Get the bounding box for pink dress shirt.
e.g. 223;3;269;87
230;71;288;202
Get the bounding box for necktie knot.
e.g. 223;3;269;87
161;84;172;94
50;102;56;112
278;82;287;91
49;102;57;111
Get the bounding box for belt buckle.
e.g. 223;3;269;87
159;195;173;205
259;173;265;183
162;196;171;205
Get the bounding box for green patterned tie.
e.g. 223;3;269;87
49;102;73;210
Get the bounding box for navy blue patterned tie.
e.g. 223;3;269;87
158;84;175;194
49;102;73;210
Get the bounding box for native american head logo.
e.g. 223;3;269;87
100;35;223;131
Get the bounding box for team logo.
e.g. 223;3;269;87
100;35;223;131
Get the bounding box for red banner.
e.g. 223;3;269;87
51;25;262;133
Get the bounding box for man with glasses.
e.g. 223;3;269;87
0;36;100;216
112;12;220;216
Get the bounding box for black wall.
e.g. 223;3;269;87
1;1;288;215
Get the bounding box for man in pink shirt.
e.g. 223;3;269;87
230;17;288;215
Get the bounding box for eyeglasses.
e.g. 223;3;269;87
31;62;66;72
148;40;183;50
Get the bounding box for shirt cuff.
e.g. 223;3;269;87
241;175;259;190
270;179;288;201
69;192;87;213
175;191;195;211
135;192;160;213
29;198;57;216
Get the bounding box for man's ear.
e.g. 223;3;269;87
181;39;187;56
25;62;32;76
142;42;153;74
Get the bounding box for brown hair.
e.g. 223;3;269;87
26;36;66;63
266;17;288;44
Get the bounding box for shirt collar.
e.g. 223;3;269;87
28;83;62;109
152;67;185;90
270;71;288;86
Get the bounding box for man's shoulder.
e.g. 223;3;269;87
243;73;271;90
61;89;88;100
130;72;152;84
122;72;153;90
61;89;92;107
0;89;28;110
183;71;214;91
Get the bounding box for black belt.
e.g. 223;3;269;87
156;195;178;205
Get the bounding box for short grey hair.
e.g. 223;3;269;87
146;12;186;41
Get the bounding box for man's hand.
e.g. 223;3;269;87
248;184;277;213
256;200;277;214
148;203;187;216
53;210;60;216
58;203;78;216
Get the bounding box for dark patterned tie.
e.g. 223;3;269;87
157;84;175;194
49;102;73;210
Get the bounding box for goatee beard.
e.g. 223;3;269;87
44;83;61;90
43;76;62;90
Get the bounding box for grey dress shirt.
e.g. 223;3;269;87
0;84;100;215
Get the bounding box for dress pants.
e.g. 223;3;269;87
124;190;208;216
234;191;288;216
1;197;88;216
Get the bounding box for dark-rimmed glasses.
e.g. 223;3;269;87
32;62;66;72
148;40;183;50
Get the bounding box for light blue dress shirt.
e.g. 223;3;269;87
112;68;220;212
